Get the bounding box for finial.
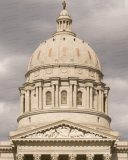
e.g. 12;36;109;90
62;1;66;10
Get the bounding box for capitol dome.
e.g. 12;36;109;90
28;10;101;72
18;6;110;134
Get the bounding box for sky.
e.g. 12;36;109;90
0;0;128;141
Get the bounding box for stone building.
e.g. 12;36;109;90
0;2;128;160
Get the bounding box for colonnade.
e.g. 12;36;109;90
20;81;109;115
57;20;72;31
16;154;111;160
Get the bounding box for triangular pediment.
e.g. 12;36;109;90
10;120;117;140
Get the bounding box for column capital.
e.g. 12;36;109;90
16;154;25;160
86;154;94;160
102;154;111;160
68;154;77;160
51;154;59;160
33;154;41;160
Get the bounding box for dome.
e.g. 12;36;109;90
27;10;101;72
28;35;101;72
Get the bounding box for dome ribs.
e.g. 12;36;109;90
76;48;80;56
49;48;52;57
88;51;91;59
37;51;41;59
63;47;66;56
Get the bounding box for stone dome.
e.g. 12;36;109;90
28;35;101;72
27;10;101;72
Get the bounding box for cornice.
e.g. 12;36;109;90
12;138;116;143
17;109;111;123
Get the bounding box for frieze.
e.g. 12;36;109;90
22;125;104;139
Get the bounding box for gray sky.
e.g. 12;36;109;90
0;0;128;141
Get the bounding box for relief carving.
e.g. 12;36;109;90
102;154;111;160
34;71;39;77
45;68;53;75
60;67;68;74
33;154;41;160
16;154;25;160
24;125;104;139
75;68;83;75
89;71;95;78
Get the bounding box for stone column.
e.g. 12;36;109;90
35;87;39;109
33;154;41;160
52;84;55;108
86;86;89;109
39;86;42;109
31;89;35;111
55;84;59;108
69;84;73;108
94;91;97;110
68;154;77;160
73;84;77;107
99;89;102;112
86;154;94;160
20;94;24;115
101;90;104;112
105;94;108;114
25;90;30;112
102;154;111;160
16;154;25;160
90;87;93;109
51;154;59;160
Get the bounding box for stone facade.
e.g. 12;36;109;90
0;2;128;160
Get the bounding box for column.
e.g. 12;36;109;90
16;154;25;160
85;87;87;109
86;154;94;160
35;87;39;109
51;154;59;160
86;86;89;109
69;84;73;108
20;94;24;115
33;154;41;160
68;154;77;160
99;90;102;112
62;20;63;30
73;84;77;107
102;154;111;160
94;92;97;110
52;84;55;108
105;94;108;114
90;87;93;109
31;89;34;110
25;90;30;112
70;22;71;30
39;86;42;109
101;90;104;112
56;84;59;108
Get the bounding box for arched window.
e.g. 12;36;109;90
77;91;82;105
61;90;67;104
46;91;51;105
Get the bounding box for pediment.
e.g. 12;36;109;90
10;120;117;140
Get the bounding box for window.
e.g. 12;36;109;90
46;91;51;105
77;91;82;105
61;91;67;104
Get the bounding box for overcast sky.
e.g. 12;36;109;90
0;0;128;141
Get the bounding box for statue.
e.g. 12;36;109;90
62;1;66;10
